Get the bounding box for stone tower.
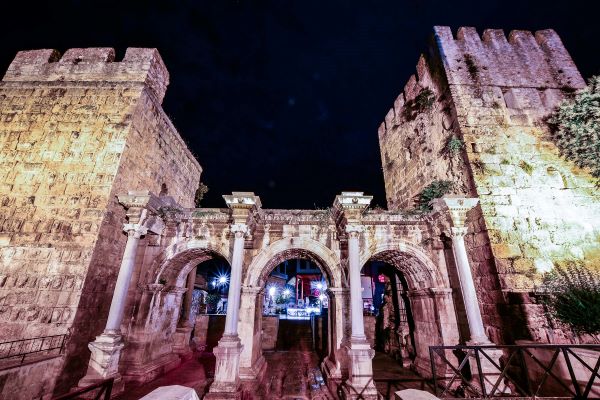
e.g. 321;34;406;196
378;27;600;344
0;48;201;396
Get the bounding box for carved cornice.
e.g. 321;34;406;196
223;192;262;210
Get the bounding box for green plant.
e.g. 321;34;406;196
414;88;435;110
275;294;288;305
194;182;209;208
500;158;511;165
464;54;479;80
541;262;600;336
446;136;464;155
402;88;435;121
519;160;534;175
415;180;454;211
547;76;600;187
471;159;486;174
205;293;221;311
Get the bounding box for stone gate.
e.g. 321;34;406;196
0;25;599;400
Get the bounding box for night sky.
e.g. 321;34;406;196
1;1;598;209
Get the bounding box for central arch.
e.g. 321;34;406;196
245;237;342;288
238;237;344;383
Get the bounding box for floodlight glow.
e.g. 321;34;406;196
219;276;227;284
319;294;326;301
268;287;276;297
316;282;323;289
283;288;291;297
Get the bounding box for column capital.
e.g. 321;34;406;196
123;222;149;238
345;224;364;237
450;226;468;239
230;223;249;238
241;285;262;295
437;196;479;228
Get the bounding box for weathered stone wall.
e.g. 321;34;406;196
261;315;278;350
0;356;64;400
0;47;201;394
379;26;600;343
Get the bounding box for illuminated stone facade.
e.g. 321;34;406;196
378;27;600;344
0;26;597;400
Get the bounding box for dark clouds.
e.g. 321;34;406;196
1;1;598;208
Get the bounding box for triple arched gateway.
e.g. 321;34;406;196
77;190;488;399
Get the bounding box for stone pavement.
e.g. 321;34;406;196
115;351;214;400
115;348;432;399
259;351;335;400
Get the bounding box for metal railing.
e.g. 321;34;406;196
337;375;431;399
0;334;66;365
429;344;600;399
52;378;114;400
373;376;429;399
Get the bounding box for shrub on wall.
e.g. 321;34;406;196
541;262;600;336
194;182;209;207
415;180;454;211
548;76;600;187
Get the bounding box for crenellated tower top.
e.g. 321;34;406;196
2;47;169;103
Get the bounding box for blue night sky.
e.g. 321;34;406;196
1;1;598;208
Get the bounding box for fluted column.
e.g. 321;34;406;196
333;192;377;399
223;223;247;336
441;197;490;344
79;200;151;392
173;265;197;358
450;226;489;344
208;192;261;399
182;266;197;327
105;221;148;334
346;225;366;342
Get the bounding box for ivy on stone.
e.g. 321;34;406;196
548;76;600;187
194;182;209;207
415;180;454;211
446;136;464;155
402;88;436;121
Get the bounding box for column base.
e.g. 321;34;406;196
77;332;125;397
322;355;343;397
469;347;511;396
207;334;244;396
239;353;266;382
172;325;194;360
343;339;378;399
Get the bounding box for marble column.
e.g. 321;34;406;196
173;266;197;358
441;197;509;394
207;223;247;399
78;216;148;390
344;224;377;399
450;226;489;344
441;198;490;345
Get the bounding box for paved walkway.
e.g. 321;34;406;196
115;349;430;399
115;352;214;400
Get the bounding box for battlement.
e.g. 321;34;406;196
433;26;585;90
2;47;169;103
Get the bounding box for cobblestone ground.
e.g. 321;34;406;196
255;351;335;400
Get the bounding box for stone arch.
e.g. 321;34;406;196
245;237;342;289
360;241;445;290
152;239;231;287
360;240;459;377
238;237;344;381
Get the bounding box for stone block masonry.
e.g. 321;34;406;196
379;26;600;344
0;47;201;397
